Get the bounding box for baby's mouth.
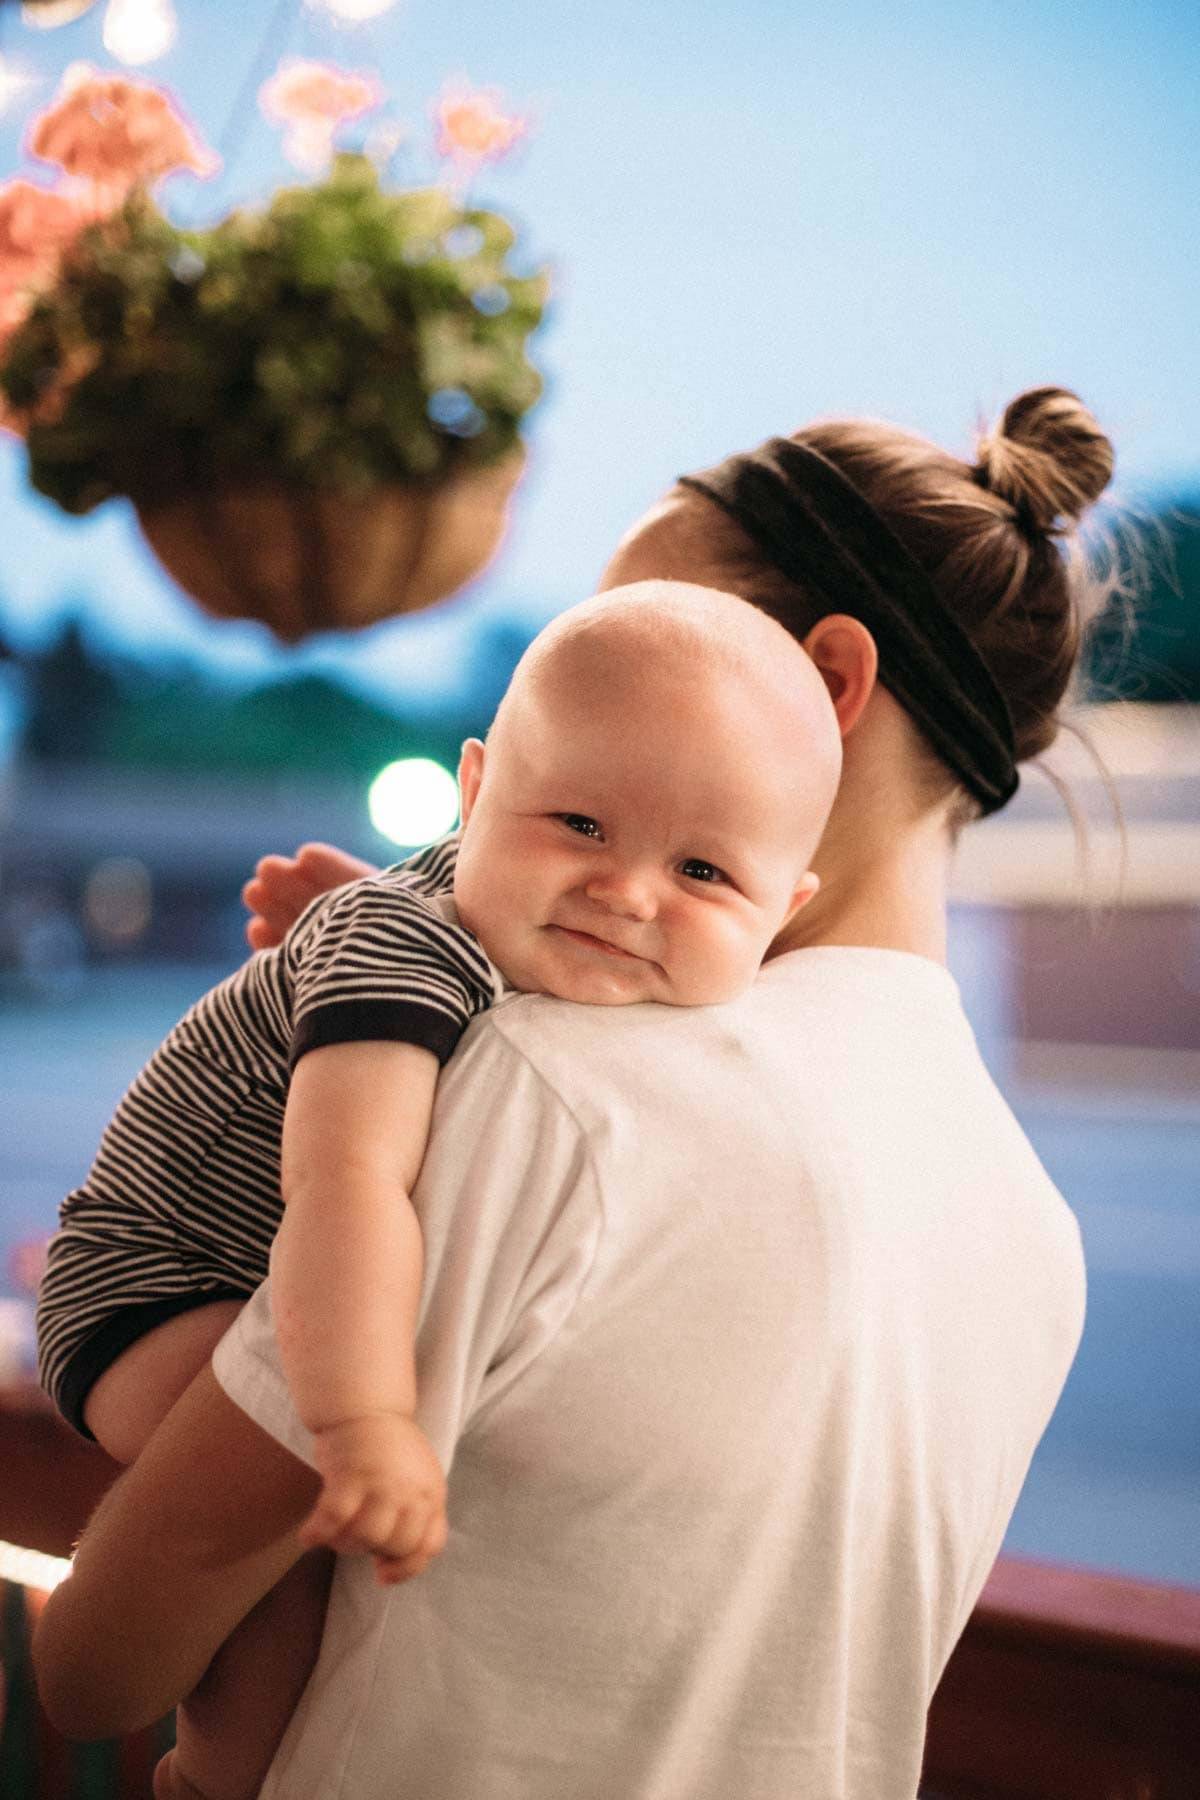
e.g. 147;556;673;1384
550;924;644;962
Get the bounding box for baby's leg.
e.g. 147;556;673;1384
83;1299;244;1465
154;1548;333;1800
84;1304;330;1800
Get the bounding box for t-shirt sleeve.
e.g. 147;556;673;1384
290;876;497;1070
212;1010;601;1477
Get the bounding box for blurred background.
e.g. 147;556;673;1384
0;0;1197;1587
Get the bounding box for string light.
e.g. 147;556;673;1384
0;1538;72;1594
102;0;178;66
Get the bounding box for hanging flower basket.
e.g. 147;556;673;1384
134;452;524;642
0;62;548;641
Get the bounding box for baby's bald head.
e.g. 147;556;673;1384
490;580;842;861
454;581;843;1008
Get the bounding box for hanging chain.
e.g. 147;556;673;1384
213;0;297;174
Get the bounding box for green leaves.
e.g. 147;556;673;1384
0;154;550;512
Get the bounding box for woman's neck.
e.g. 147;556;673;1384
769;682;961;964
772;786;955;966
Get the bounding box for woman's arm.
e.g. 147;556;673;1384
275;1040;447;1570
33;1363;319;1740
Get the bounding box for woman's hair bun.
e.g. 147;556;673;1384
976;385;1114;535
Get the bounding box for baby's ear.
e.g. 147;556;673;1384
457;738;486;826
787;871;820;917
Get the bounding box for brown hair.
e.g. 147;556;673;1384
672;386;1117;826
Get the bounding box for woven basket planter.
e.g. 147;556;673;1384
133;452;524;642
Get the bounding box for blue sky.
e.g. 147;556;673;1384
0;0;1195;701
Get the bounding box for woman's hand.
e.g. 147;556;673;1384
300;1413;449;1585
242;843;379;950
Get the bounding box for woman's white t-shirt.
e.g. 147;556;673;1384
214;945;1086;1800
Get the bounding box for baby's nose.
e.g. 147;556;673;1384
584;865;658;921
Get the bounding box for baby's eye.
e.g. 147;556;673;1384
680;859;728;885
557;814;603;839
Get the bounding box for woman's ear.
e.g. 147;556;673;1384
802;615;878;739
457;738;486;826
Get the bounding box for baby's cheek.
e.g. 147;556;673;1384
459;860;523;956
489;922;545;995
716;915;773;995
668;927;756;1007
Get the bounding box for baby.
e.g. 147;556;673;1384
37;577;841;1792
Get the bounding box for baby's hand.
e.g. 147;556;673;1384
300;1413;448;1584
242;843;378;951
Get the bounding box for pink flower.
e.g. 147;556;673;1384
28;64;217;200
0;178;90;280
0;289;33;335
259;58;382;171
0;178;99;358
0;177;111;435
260;59;383;129
434;82;526;164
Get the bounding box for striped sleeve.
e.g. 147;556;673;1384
290;874;497;1069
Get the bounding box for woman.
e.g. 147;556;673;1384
35;386;1112;1800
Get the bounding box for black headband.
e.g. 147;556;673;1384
678;437;1019;814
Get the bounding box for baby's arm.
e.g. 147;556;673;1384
274;1039;448;1580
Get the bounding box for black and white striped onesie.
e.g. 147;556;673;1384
36;834;497;1437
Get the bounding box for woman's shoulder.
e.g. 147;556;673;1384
471;944;972;1131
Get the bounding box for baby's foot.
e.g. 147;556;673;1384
153;1748;255;1800
153;1750;211;1800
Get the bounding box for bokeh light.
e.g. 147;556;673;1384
20;2;100;27
368;756;458;846
0;55;37;113
102;0;177;66
82;856;153;946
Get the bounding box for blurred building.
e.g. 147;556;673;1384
947;704;1199;1093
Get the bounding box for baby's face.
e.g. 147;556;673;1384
453;667;824;1008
